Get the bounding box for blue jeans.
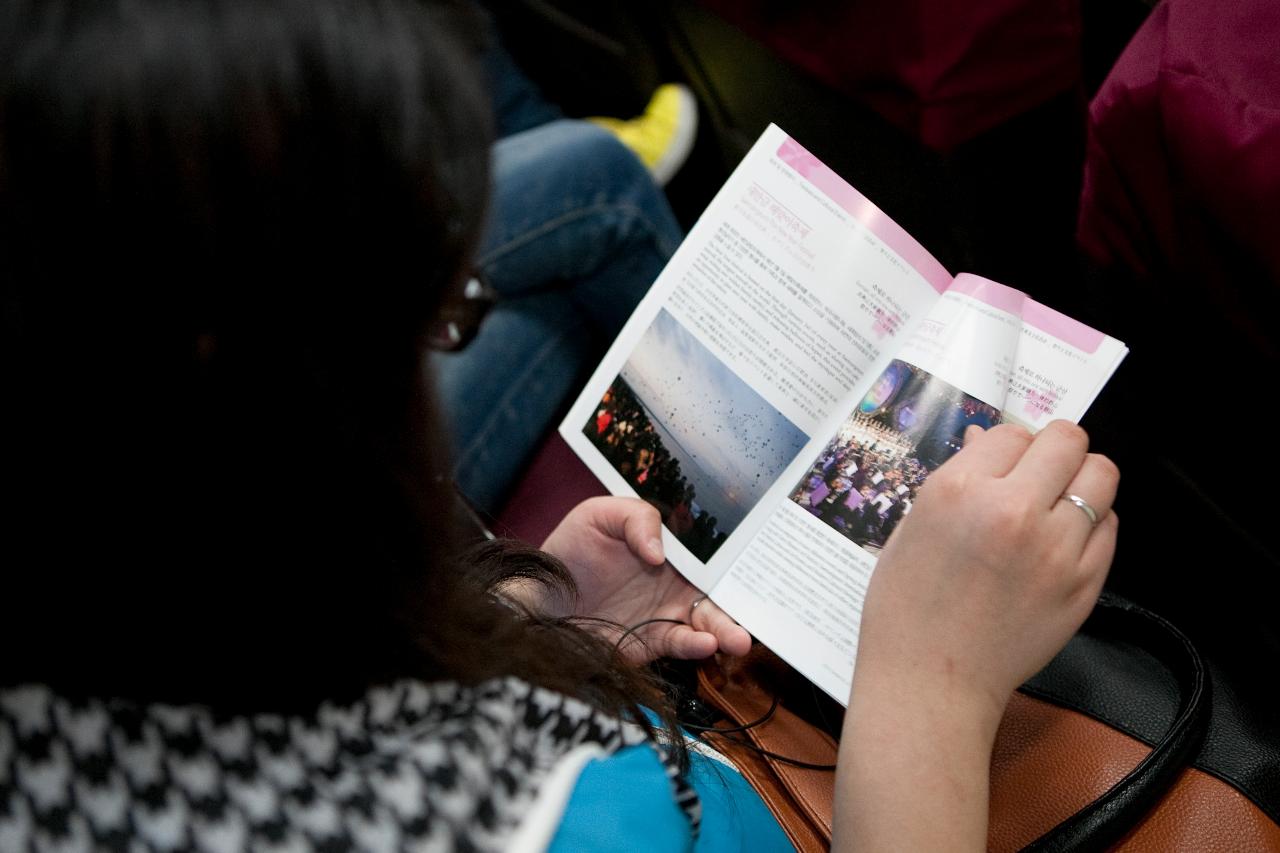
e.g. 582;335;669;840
430;120;683;513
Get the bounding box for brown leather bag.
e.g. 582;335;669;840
697;646;837;850
695;594;1280;851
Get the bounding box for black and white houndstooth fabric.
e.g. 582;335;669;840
0;677;699;851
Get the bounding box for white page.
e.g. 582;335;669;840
711;276;1126;703
560;125;947;592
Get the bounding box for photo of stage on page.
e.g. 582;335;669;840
790;359;1001;555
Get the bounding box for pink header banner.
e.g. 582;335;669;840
776;137;953;293
776;136;1107;354
949;274;1107;354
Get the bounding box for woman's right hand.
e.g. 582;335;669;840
859;419;1118;720
834;420;1119;851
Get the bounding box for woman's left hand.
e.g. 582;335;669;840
539;497;752;664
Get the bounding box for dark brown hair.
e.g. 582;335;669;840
0;0;680;748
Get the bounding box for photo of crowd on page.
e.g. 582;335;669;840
584;309;809;562
790;360;1001;555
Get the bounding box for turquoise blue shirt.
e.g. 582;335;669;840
550;741;794;851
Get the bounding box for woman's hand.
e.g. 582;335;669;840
859;420;1119;720
537;496;752;665
835;421;1119;851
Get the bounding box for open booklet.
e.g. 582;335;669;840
559;125;1127;704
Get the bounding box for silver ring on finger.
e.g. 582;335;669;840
688;594;709;625
1060;493;1099;525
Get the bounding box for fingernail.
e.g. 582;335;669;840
647;538;664;561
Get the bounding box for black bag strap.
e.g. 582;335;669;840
1020;591;1210;852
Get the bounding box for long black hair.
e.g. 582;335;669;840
0;0;682;746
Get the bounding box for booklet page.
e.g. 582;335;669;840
560;125;945;591
710;274;1127;703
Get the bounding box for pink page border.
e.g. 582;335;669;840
777;137;952;293
950;274;1106;354
777;136;1107;354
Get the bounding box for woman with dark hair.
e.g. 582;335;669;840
0;1;1119;850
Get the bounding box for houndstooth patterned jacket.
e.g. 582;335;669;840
0;677;698;851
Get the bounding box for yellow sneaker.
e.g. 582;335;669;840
589;83;698;186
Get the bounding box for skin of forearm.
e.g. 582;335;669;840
832;660;1005;852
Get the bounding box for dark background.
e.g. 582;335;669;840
485;1;1279;781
